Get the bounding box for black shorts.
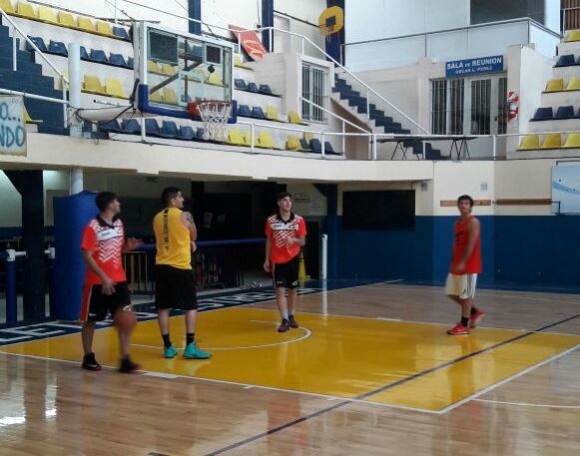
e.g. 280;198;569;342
155;265;198;311
80;281;131;322
273;256;300;289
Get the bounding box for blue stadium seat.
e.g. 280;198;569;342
247;82;259;93
26;36;47;52
99;119;122;133
113;26;129;40
127;57;134;69
251;106;266;119
259;84;273;95
160;121;178;138
555;54;575;67
122;118;141;134
110;53;128;67
48;40;67;56
177;125;195;140
238;105;252;117
80;46;90;60
555;105;575;119
90;49;109;64
195;128;206;140
324;141;338;155
531;107;553;121
310;138;322;153
145;119;162;137
234;79;248;91
299;138;311;151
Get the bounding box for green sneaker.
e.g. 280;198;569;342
163;345;178;359
183;342;212;359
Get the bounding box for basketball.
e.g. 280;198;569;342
114;310;137;333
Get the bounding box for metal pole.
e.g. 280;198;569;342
45;247;56;318
5;250;17;324
321;234;328;280
269;28;273;53
492;135;497;160
68;43;82;137
11;25;16;72
366;90;370;116
372;134;378;160
70;167;83;194
321;132;326;158
341;121;346;155
250;123;255;152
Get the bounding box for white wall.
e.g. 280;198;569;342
286;183;327;216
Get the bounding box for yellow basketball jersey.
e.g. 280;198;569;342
153;207;192;270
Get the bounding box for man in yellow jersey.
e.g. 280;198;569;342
153;187;211;359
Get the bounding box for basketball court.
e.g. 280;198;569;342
2;282;580;454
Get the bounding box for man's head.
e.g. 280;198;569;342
96;191;121;216
457;194;474;216
277;191;293;213
162;187;184;209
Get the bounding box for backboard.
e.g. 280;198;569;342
133;22;237;122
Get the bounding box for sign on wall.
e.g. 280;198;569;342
552;165;580;214
0;96;27;156
229;24;268;61
445;55;504;78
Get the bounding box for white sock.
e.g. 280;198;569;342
282;310;289;321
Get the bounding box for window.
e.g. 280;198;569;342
302;63;326;122
471;0;545;25
497;77;508;135
470;79;491;135
431;79;447;134
430;79;464;135
450;79;464;135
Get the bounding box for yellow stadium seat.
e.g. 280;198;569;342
0;0;15;14
148;60;161;74
565;30;580;42
540;134;561;149
234;54;252;70
207;72;223;86
566;78;580;91
161;63;177;76
287;135;301;151
563;133;580;148
266;105;281;122
16;1;35;19
57;11;75;28
23;104;42;124
243;130;258;147
227;129;246;146
149;90;163;103
96;21;114;36
303;132;315;141
545;79;564;93
257;131;274;149
82;75;106;95
105;79;128;99
518;135;540;151
288;110;304;125
78;16;96;33
163;88;179;105
37;5;57;23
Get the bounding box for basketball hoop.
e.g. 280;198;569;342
189;100;232;142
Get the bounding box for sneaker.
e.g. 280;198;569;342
119;357;140;374
278;319;291;333
470;309;485;328
183;342;212;359
447;323;470;335
163;345;179;359
288;315;299;329
81;352;102;371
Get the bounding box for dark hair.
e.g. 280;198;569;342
457;194;474;207
95;191;119;212
277;191;292;202
161;187;181;205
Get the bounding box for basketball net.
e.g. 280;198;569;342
196;101;232;142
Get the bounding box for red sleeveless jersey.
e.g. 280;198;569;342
451;216;482;274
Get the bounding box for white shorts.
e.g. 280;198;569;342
445;273;478;300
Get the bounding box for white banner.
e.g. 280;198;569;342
0;96;27;156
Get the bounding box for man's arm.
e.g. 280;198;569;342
264;237;272;272
181;211;197;241
82;250;115;295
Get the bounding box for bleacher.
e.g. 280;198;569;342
518;28;580;154
0;0;344;158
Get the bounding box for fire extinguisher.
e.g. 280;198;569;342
507;91;519;123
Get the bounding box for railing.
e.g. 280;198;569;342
123;238;265;295
0;7;69;127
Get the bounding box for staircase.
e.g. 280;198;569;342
332;76;442;159
0;24;68;133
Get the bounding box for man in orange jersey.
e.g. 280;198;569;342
264;192;307;333
445;195;484;335
80;191;142;373
153;187;211;359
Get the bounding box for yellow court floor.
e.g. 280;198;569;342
1;307;579;412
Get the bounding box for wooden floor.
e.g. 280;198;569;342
1;282;580;455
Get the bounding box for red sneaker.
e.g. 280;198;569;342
470;309;484;328
288;315;299;329
447;323;470;335
277;320;290;333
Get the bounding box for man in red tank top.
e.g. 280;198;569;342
445;195;484;335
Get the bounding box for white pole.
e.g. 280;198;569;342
70;167;83;195
68;43;82;138
11;25;16;72
372;134;377;160
492;135;497;160
321;234;328;280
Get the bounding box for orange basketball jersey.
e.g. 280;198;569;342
451;216;482;274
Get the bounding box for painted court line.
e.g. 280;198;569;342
474;399;580;409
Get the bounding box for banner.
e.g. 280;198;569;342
445;55;504;78
229;24;268;61
0;96;27;156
